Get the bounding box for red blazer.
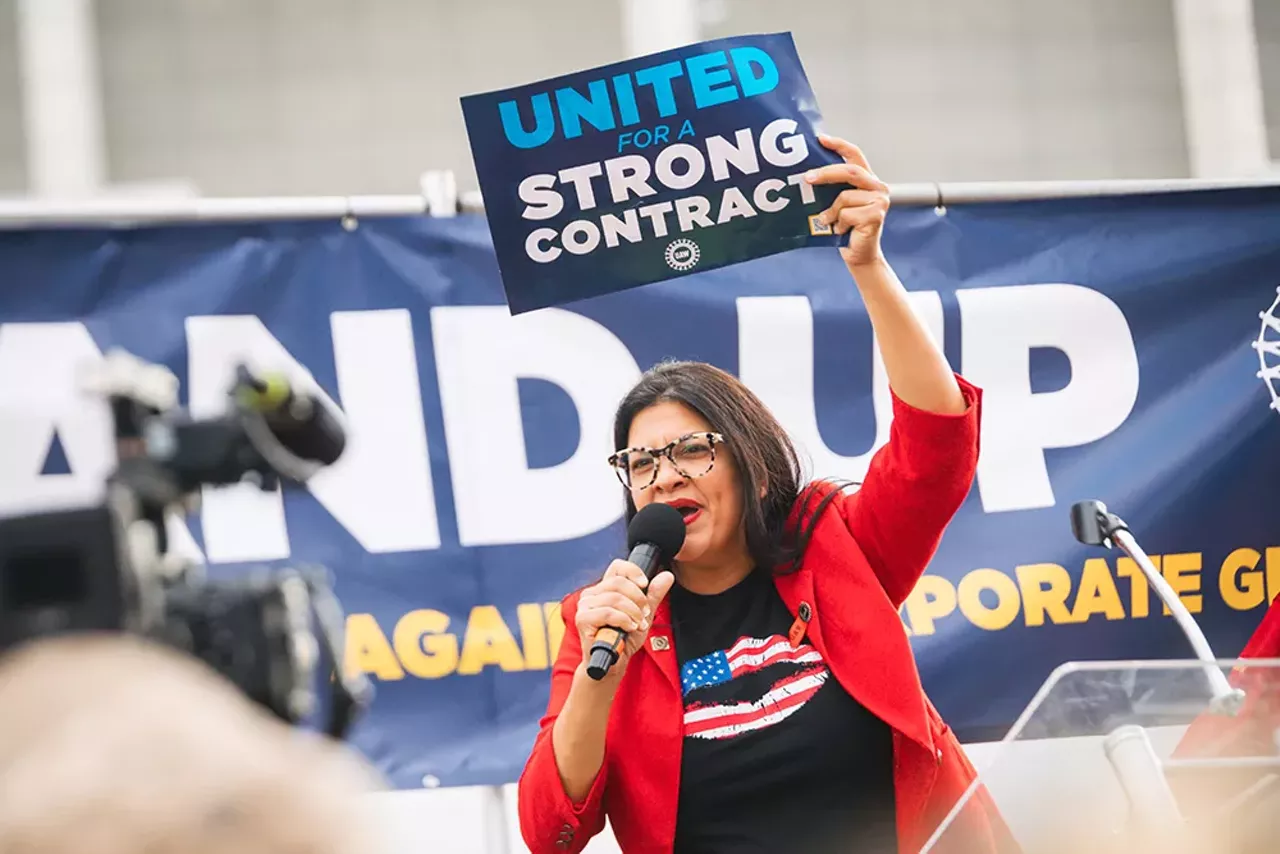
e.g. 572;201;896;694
1177;596;1280;757
518;376;1017;854
1240;599;1280;661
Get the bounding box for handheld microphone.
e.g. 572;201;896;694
586;503;687;681
233;365;347;468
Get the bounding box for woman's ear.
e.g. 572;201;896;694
755;464;769;500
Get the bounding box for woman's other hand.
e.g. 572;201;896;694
575;559;676;677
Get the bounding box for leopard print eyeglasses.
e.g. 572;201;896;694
607;432;724;490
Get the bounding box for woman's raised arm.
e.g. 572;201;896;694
806;137;979;603
807;133;966;417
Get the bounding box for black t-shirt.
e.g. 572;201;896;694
668;569;898;854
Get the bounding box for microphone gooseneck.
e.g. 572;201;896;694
586;503;686;681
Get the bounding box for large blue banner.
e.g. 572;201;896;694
1;187;1279;789
461;32;842;313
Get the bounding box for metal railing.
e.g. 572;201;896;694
2;175;1280;229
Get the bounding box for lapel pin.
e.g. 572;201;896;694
650;636;670;651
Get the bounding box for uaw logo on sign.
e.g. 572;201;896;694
665;238;700;271
460;32;846;314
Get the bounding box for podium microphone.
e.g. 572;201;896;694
1071;499;1245;716
586;503;687;681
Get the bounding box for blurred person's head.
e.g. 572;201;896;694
0;634;383;854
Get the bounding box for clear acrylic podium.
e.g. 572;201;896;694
922;658;1280;854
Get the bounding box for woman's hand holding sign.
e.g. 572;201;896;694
806;134;891;269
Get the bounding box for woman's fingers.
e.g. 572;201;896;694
580;590;646;628
803;162;887;193
580;559;679;643
645;571;676;612
812;134;889;267
818;133;874;173
832;203;888;236
578;605;644;634
818;189;883;226
604;559;649;589
596;574;649;609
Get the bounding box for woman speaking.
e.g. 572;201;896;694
518;136;1015;854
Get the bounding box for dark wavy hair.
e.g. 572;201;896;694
612;360;848;574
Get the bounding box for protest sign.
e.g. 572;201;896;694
461;32;844;314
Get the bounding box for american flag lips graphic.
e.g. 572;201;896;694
680;634;830;741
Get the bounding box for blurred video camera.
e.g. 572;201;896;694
0;349;372;739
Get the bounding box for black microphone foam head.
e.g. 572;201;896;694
627;503;687;559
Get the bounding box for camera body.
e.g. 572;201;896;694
0;350;369;739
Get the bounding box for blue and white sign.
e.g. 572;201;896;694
461;32;843;313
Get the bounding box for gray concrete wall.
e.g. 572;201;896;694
0;0;28;194
95;0;625;195
704;0;1189;182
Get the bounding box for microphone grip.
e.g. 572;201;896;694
586;631;626;680
584;542;663;682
